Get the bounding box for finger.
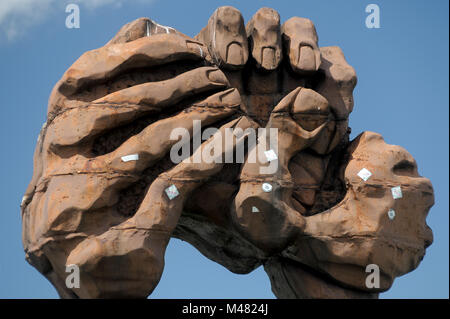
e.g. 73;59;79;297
270;88;330;152
281;17;321;74
46;66;229;149
268;114;328;169
58;33;208;96
234;88;300;179
28;173;137;243
291;87;330;131
316;46;357;120
96;66;228;107
233;162;306;253
246;7;282;71
230;88;327;250
230;87;331;253
253;87;329;165
102;88;242;173
46;88;241;177
196;6;248;70
271;86;301;112
66;115;256;298
279;47;355;155
107;18;182;45
132;115;255;230
311;46;357;154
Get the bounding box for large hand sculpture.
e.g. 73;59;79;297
21;7;434;299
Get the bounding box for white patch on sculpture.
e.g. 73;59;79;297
165;184;179;200
146;20;151;36
388;209;396;220
357;168;372;181
262;183;272;192
121;154;139;162
21;196;28;207
391;186;403;199
264;149;278;162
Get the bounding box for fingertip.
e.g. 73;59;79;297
217;87;241;106
107;18;180;45
107;17;150;45
205;67;229;85
292;88;329;114
272;87;302;113
282;17;321;74
247;7;282;71
207;6;249;69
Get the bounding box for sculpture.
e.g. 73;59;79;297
21;6;434;298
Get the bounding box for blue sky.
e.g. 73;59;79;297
0;0;448;298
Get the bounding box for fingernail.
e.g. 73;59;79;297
218;88;240;105
226;43;244;65
297;45;316;71
261;47;276;70
206;68;228;84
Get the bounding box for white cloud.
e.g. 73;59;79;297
0;0;151;41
